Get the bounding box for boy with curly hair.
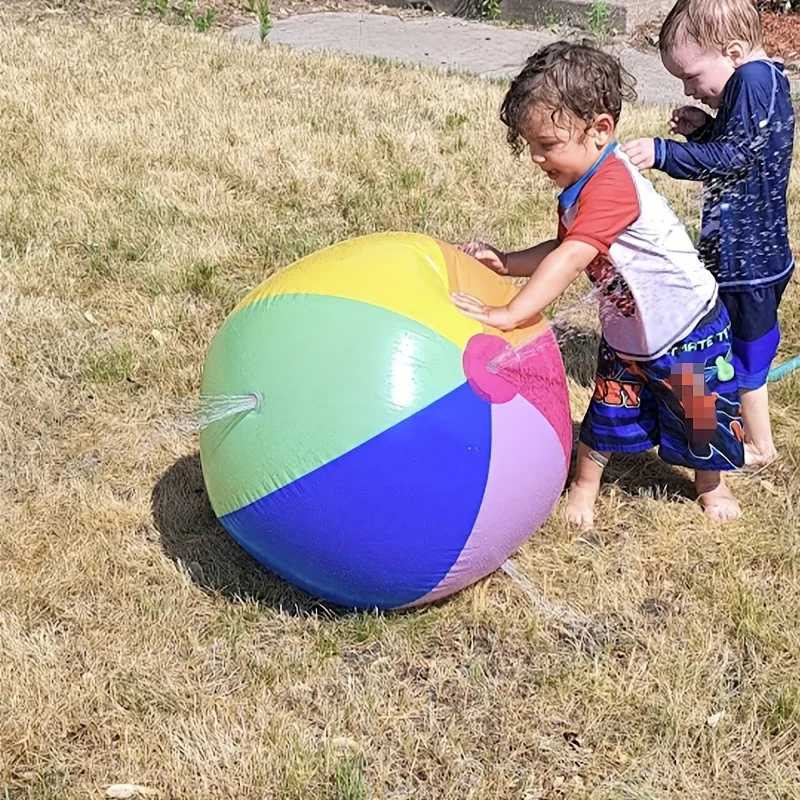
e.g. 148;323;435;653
453;42;745;527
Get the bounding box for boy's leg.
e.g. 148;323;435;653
719;278;791;468
694;470;740;523
566;444;609;531
740;385;776;467
644;301;744;522
570;339;657;530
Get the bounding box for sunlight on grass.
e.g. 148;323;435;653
0;16;798;800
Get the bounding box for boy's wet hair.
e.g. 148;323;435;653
659;0;762;55
500;42;637;157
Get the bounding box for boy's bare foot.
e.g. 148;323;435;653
744;442;778;469
695;472;741;523
565;482;599;531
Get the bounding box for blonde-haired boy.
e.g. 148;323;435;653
624;0;795;468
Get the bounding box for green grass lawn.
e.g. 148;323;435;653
1;17;799;800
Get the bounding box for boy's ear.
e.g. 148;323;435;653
591;113;615;146
726;40;747;65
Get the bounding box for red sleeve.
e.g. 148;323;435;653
561;158;640;255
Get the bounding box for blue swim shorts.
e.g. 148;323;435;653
580;300;745;472
719;272;794;390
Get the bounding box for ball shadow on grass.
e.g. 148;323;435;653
151;452;355;617
151;420;692;623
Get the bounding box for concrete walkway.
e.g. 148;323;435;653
231;12;688;105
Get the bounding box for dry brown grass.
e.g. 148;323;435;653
1;17;799;800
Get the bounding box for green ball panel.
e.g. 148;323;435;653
199;293;466;517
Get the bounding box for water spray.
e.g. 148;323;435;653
193;392;260;431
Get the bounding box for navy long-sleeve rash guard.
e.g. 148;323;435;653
653;60;795;291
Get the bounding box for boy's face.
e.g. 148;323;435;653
662;41;736;109
520;106;613;190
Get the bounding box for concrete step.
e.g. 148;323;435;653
376;0;671;34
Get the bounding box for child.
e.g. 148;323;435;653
623;0;795;468
451;41;745;528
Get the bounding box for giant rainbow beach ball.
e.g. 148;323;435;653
199;232;572;609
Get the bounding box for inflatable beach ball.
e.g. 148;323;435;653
199;232;571;610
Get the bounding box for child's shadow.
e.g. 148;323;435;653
151;454;352;616
557;322;695;502
585;434;696;501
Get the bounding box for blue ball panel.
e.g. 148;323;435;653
218;382;492;609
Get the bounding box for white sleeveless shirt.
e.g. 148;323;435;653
558;144;718;361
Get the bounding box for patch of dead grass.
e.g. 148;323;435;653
0;17;799;800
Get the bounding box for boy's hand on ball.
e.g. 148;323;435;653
669;106;709;137
621;138;656;171
457;241;509;275
451;293;518;331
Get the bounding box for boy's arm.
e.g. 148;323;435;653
653;68;773;180
505;239;560;277
653;135;757;180
453;163;640;331
452;240;598;331
686;112;715;143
